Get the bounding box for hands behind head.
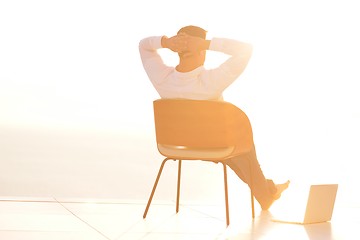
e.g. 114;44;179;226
162;33;208;54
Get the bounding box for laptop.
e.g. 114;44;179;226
271;184;338;225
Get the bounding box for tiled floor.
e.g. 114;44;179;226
0;196;359;240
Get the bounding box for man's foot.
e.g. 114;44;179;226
261;180;290;210
273;180;290;200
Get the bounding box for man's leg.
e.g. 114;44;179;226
225;145;283;210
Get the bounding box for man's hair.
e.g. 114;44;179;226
177;25;207;39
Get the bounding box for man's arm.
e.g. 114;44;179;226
203;38;253;93
139;36;173;84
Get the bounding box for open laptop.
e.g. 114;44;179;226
272;184;338;225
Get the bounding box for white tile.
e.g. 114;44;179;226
0;201;89;232
0;231;107;240
131;203;229;235
0;198;358;240
0;214;89;232
148;210;225;234
127;232;220;240
129;205;179;233
115;232;147;240
0;197;54;202
60;201;150;239
0;200;108;239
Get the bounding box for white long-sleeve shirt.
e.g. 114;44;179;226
139;36;252;100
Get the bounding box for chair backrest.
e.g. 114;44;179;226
153;99;254;160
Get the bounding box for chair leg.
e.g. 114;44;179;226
176;160;182;213
222;163;230;226
250;189;255;219
143;158;171;219
248;158;255;219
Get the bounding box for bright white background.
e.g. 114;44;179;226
1;0;359;206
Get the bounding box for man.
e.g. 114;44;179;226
139;25;289;210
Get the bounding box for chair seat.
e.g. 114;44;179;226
157;144;235;160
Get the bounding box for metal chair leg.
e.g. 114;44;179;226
144;158;251;225
222;163;230;226
176;160;182;213
143;158;171;219
250;190;255;219
248;158;255;219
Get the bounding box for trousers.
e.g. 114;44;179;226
225;145;277;210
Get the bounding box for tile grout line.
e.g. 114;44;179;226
112;219;148;240
115;210;179;240
53;197;112;240
136;214;178;240
182;204;226;222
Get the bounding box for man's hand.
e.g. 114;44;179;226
162;33;210;53
161;34;189;53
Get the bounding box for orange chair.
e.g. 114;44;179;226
143;99;255;226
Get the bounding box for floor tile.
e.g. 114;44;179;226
138;232;221;240
0;201;85;231
0;197;359;240
0;200;107;239
0;197;55;202
59;201;152;239
0;231;108;240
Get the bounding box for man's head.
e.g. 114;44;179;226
177;25;207;40
176;25;207;61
